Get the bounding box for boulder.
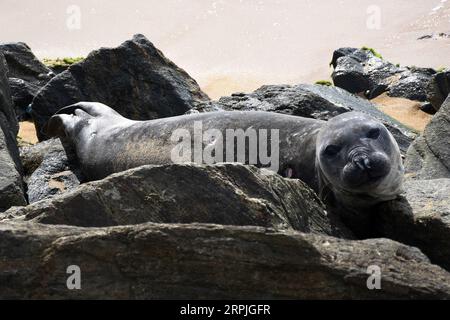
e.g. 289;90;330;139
330;47;434;101
8;78;40;121
20;138;64;177
331;55;370;93
31;34;210;141
0;42;54;120
0;53;26;211
374;179;450;272
388;67;436;101
0;42;52;85
189;83;416;154
0;128;27;211
405;95;450;179
427;70;450;111
0;54;19;142
2;163;351;238
19;139;82;203
0;220;449;299
419;102;436;115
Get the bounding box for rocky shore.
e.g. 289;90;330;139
0;34;449;299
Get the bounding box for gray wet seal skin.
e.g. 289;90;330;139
45;102;404;220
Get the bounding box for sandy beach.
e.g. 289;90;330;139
0;0;449;98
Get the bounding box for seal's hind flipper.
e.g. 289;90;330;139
43;102;123;137
54;102;121;118
42;114;73;138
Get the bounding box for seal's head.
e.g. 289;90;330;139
316;112;404;207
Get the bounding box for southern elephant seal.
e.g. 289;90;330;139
45;102;404;225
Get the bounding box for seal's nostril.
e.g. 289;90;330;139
364;157;371;169
353;155;367;170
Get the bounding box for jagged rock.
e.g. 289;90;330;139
388;67;435;101
0;128;27;211
189;83;416;154
427;70;450;111
31;34;210;141
20;138;63;177
1;163;351;238
0;53;26;211
19;138;82;203
0;54;19;143
0;42;53;85
331;55;370;93
0;42;54;120
331;47;434;101
374;179;450;272
0;220;449;299
405;96;450;179
8;78;39;121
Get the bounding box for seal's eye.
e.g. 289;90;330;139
367;127;380;139
323;145;341;157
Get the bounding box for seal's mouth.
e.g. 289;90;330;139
366;171;387;184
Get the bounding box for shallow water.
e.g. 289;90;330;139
1;0;449;98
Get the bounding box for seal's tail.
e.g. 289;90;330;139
42;102;122;137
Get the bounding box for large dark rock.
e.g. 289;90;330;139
19;139;82;203
189;83;416;154
405;95;450;179
0;42;52;85
375;179;450;272
31;34;210;141
0;53;26;211
388;67;436;101
331;47;434;101
0;127;27;211
20;138;63;177
2;163;351;238
8;78;40;121
0;220;449;299
427;70;450;111
0;54;19;142
0;42;54;120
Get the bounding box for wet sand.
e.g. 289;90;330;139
372;93;433;132
18;121;38;145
